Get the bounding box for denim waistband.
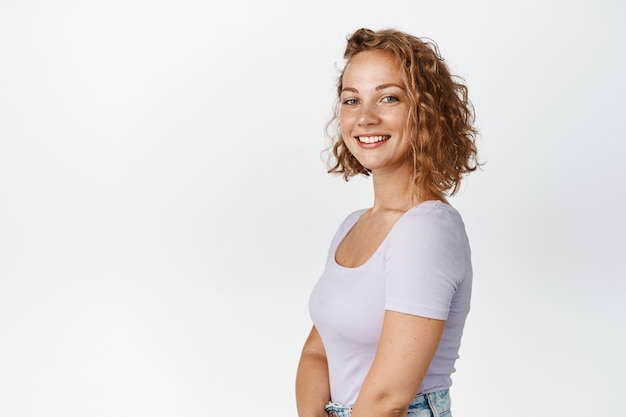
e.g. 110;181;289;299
324;388;451;417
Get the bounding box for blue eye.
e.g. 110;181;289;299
342;98;359;105
382;96;399;103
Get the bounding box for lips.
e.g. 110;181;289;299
356;135;390;144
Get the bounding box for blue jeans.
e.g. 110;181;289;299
324;389;451;417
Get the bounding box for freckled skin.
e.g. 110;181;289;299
339;50;412;176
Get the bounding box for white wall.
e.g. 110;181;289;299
1;1;624;416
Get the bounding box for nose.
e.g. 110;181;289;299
357;102;380;126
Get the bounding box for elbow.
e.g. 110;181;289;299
355;390;415;417
381;395;413;417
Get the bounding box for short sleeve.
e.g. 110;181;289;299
384;203;471;320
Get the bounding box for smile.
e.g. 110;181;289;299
357;135;390;144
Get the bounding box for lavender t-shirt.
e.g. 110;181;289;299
309;201;472;406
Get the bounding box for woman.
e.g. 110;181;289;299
295;28;479;417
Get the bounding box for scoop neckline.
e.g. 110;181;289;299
332;200;451;270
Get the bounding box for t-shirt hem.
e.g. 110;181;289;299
385;301;449;321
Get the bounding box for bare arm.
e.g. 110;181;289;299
351;311;445;417
296;325;330;417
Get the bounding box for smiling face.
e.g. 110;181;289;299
339;50;412;175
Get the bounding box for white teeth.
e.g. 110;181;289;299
358;135;389;144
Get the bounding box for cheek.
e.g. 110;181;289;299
338;118;357;151
339;114;352;137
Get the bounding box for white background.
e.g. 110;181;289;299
1;0;625;416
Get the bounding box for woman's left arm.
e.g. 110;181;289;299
350;310;445;417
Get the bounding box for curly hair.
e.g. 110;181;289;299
327;28;479;197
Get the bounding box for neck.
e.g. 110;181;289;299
369;163;445;213
370;163;417;213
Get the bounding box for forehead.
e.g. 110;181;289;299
342;50;404;86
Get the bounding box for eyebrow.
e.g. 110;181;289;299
375;83;405;91
340;83;405;94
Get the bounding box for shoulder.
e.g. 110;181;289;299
386;201;470;264
327;208;368;249
338;208;368;233
394;201;466;237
